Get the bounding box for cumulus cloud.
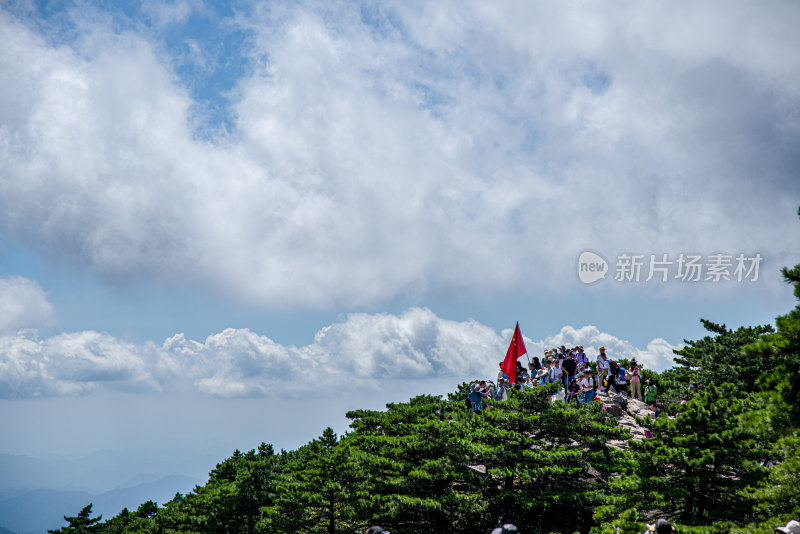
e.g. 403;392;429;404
0;276;56;334
531;325;681;372
0;308;680;398
0;330;165;398
0;2;798;309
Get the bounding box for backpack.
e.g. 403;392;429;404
609;360;620;374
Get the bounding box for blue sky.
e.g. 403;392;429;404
1;0;799;463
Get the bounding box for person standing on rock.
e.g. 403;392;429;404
629;360;642;401
644;378;658;407
597;352;610;394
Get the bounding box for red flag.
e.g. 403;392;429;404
502;322;527;384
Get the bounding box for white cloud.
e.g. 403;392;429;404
170;308;504;397
0;2;798;309
0;276;56;334
141;0;202;28
0;330;165;398
0;308;679;398
529;325;680;372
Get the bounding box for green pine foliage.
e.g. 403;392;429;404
48;504;102;534
589;508;645;534
599;384;771;525
346;394;485;533
469;384;631;533
157;444;281;534
48;207;800;534
673;320;774;394
96;502;157;534
267;428;364;534
744;238;800;516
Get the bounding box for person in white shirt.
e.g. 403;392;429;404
495;380;509;401
523;376;537;389
580;369;595;404
539;360;552;385
551;358;564;389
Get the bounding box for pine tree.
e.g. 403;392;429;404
673;319;773;394
744;223;800;515
156;444;281;534
48;504;102;534
93;502;158;534
468;383;631;533
604;384;771;525
346;394;485;533
269;428;362;534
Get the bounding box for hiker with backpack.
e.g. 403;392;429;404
607;358;620;394
575;346;588;374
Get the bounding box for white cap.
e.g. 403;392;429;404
776;520;800;534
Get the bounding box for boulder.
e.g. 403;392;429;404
595;391;653;444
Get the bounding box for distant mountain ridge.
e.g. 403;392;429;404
0;450;217;494
0;475;199;534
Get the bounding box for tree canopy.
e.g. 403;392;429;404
48;208;800;534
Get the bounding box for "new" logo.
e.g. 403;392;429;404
577;251;609;285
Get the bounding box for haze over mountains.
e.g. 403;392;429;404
0;449;212;534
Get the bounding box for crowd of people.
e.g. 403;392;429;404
468;345;659;412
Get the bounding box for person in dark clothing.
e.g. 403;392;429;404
562;352;578;390
606;359;618;393
646;518;673;533
565;378;581;404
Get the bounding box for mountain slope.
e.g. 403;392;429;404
0;475;199;534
